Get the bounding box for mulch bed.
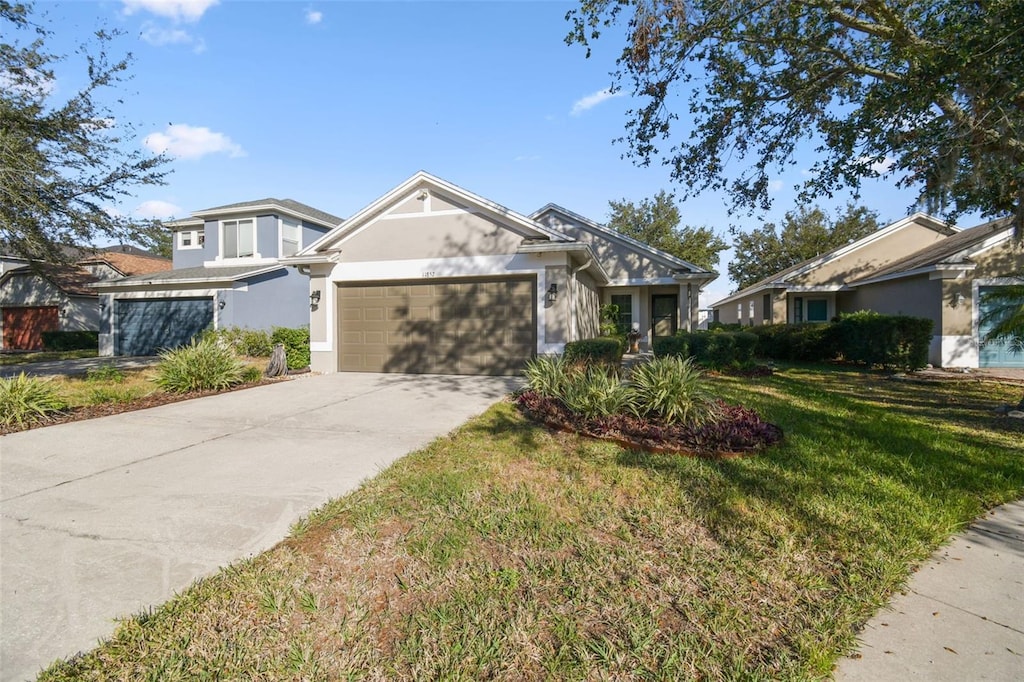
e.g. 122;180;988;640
515;390;783;458
0;376;293;436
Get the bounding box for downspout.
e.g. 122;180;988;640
569;257;593;341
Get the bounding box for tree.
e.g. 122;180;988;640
607;190;727;271
1;1;169;263
728;204;879;290
979;282;1024;409
567;0;1024;235
131;220;173;259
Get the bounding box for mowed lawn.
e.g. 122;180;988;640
40;367;1024;681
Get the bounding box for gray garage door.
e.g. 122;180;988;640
116;297;214;356
338;277;536;375
978;286;1024;368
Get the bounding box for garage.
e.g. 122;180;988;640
338;277;536;375
116;297;214;356
978;286;1024;368
2;306;59;350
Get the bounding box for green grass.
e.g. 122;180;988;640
38;366;1024;680
0;349;97;365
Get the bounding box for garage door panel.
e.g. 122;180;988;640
338;277;535;375
2;306;60;350
116;298;213;356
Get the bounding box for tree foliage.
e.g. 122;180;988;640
1;1;169;263
728;204;879;290
607;190;727;271
131;220;173;259
566;0;1024;234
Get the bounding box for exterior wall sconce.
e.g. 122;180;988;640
546;283;558;303
310;290;321;306
952;292;964;307
218;300;226;310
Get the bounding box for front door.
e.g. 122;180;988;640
651;295;678;339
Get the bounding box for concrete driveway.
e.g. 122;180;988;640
0;372;518;681
0;356;160;379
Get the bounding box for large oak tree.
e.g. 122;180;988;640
567;0;1024;234
1;1;169;263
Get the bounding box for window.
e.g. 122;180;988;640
281;218;301;257
610;294;632;333
794;297;803;323
737;303;743;321
222;219;255;259
807;299;828;322
177;229;204;250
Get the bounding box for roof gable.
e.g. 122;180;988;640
712;212;956;306
531;203;714;276
303;172;570;256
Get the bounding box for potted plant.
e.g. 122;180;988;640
627;326;642;353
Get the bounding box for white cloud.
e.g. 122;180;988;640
134;200;183;219
859;155;896;175
122;0;218;22
305;8;323;24
570;88;624;116
767;180;784;192
139;22;193;47
143;124;245;160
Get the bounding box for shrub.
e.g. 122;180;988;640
202;327;274;357
750;324;838;362
629;356;721;426
652;335;688;358
559;366;633;420
85;363;125;383
41;331;98;351
523;355;578;398
0;373;67;427
87;385;147;405
835;311;933;370
154;338;247;393
563;337;625;372
271;326;311;370
655;331;759;368
241;365;264;383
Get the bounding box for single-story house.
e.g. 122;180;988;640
93;198;340;356
0;248;172;351
710;215;1023;368
283;171;717;375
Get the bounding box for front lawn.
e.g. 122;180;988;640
39;367;1024;680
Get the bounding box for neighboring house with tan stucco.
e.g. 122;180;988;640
283;171;718;375
710;214;1023;368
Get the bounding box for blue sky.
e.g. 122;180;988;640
37;0;952;304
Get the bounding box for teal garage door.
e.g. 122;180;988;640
978;287;1024;368
116;298;214;356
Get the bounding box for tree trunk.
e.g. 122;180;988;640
265;343;288;377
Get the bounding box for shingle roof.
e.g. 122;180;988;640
853;217;1014;282
2;263;99;296
196;198;343;227
80;251;172;276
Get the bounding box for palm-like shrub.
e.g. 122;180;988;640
560;366;634;420
0;373;67;427
154;338;247;393
630;356;721;426
523;355;577;398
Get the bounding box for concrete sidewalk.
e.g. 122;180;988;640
835;500;1024;681
1;372;518;681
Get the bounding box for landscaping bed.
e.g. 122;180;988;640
516;389;782;456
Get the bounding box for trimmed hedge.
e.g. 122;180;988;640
653;330;758;368
835;311;933;370
270;326;311;370
41;331;98;351
563;336;625;370
751;313;933;370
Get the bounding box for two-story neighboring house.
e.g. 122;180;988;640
94;199;340;356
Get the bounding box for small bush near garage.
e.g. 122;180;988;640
654;330;758;369
271;326;311;370
563;336;625;372
155;338;249;393
41;331;98;351
0;373;67;427
204;327;274;358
